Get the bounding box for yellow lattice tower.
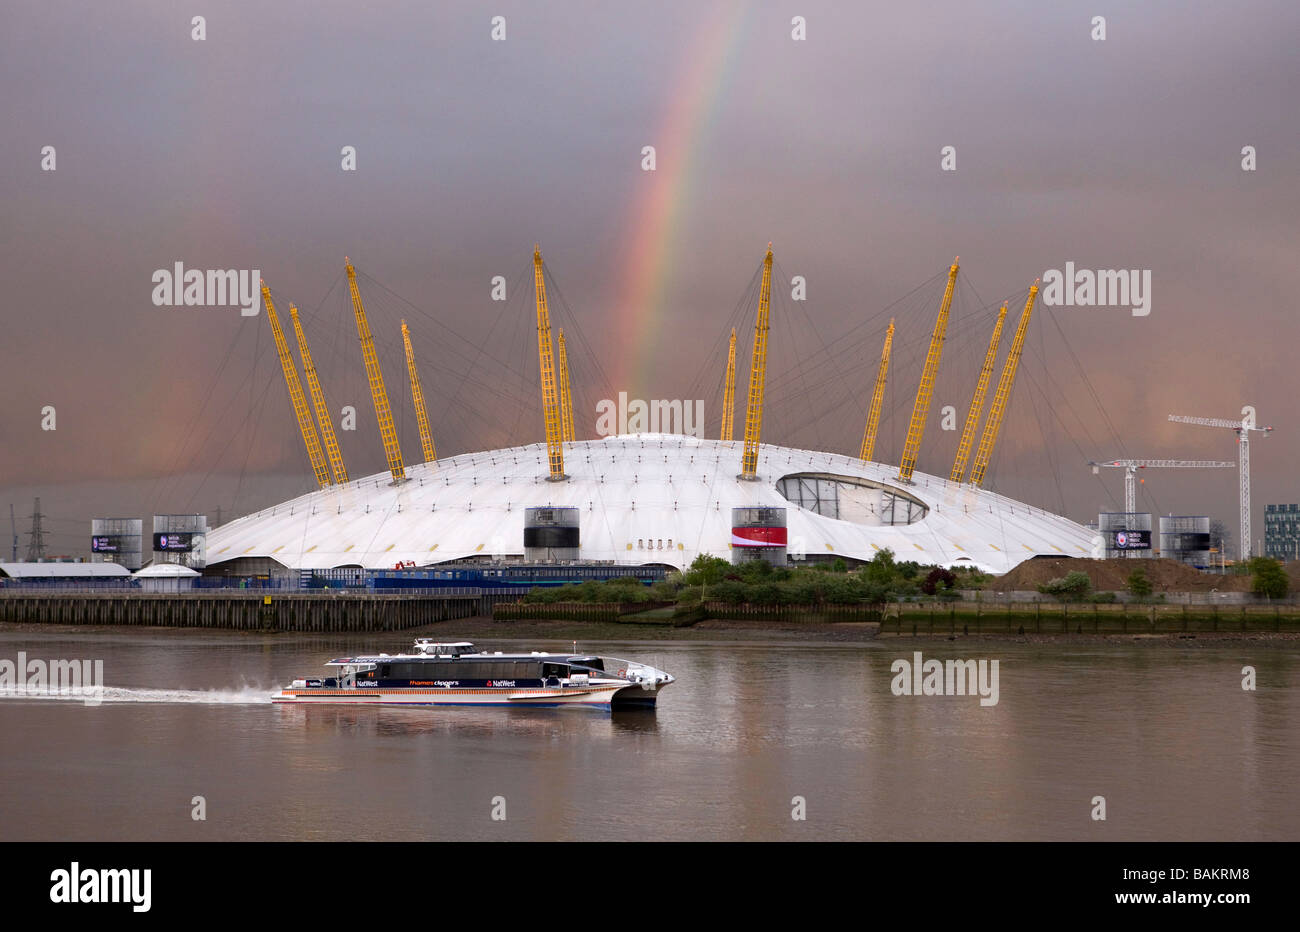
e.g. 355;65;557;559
345;258;406;483
721;328;737;441
898;258;959;481
290;304;349;484
859;318;895;461
261;281;330;488
557;329;576;443
533;246;566;480
949;303;1007;483
740;245;774;479
401;320;437;464
970;281;1039;488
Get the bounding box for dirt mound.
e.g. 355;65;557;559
1287;561;1300;589
991;557;1253;593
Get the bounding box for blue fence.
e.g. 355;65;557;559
2;563;670;593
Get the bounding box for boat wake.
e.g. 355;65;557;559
0;685;273;704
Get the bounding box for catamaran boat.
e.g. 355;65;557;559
273;640;674;709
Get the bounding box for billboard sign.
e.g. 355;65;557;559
1112;529;1152;550
153;533;194;552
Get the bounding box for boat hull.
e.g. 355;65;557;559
272;681;666;709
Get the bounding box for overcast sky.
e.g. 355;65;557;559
2;0;1297;556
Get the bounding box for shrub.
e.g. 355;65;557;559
675;585;703;604
683;554;729;587
1038;570;1092;601
648;579;680;601
1126;568;1153;599
921;567;957;595
709;580;749;604
821;575;861;604
1248;557;1289;599
749;582;786;605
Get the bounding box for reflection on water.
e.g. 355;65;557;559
0;630;1296;841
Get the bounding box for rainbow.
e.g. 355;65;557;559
610;0;753;397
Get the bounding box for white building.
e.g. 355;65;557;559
205;434;1096;576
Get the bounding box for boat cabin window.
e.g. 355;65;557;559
541;663;570;678
381;660;544;680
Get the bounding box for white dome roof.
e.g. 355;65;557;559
134;562;201;578
206;434;1095;575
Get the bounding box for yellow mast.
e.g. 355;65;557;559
721;328;737;442
345;258;406;483
969;282;1039;488
859;318;895;462
898;258;959;481
290;304;348;484
401;320;437;464
557;329;576;443
740;245;774;478
949;303;1007;483
261;281;330;489
533;246;566;480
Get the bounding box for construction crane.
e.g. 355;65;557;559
533;246;566;480
740;245;774;479
289;304;348;485
1089;459;1235;514
1168;410;1273;560
969;281;1039;488
556;329;576;443
950;304;1007;482
898;258;959;481
859;318;895;462
720;328;737;442
345;258;406;483
261;281;331;488
401;320;437;463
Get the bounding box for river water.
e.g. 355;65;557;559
1;628;1296;841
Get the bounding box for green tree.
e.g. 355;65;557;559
1248;557;1289;599
683;554;729;587
1126;568;1153;599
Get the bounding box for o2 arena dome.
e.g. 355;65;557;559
207;434;1094;575
205;248;1098;578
